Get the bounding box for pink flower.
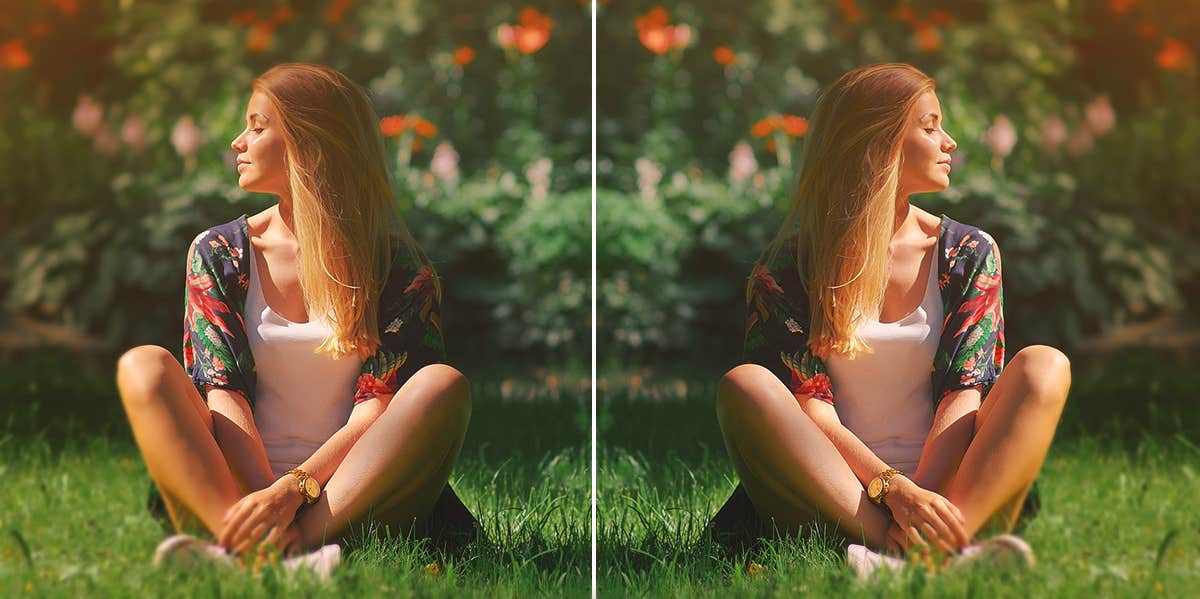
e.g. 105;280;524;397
120;115;148;152
1039;115;1067;152
635;157;662;201
72;95;103;136
170;115;206;159
672;24;692;48
1066;125;1094;157
728;141;758;183
1084;95;1116;136
430;141;460;185
982;115;1017;159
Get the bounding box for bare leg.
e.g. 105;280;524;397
943;345;1071;537
716;364;892;548
116;345;243;536
296;364;471;547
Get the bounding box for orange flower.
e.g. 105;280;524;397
750;118;775;138
411;117;437;138
914;23;941;52
380;115;406;137
635;6;670;31
412;138;424;152
271;6;295;24
246;22;274;53
894;6;916;24
1136;22;1158;39
639;25;674;54
497;7;553;55
1109;0;1139;14
712;45;735;67
1156;37;1193;70
453;45;475;66
1;39;32;69
781;115;808;137
928;9;955;25
837;0;862;24
765;139;776;152
50;0;77;16
233;10;257;26
324;0;350;24
635;7;690;54
31;23;49;38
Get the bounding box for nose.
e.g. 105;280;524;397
943;131;957;153
230;130;246;153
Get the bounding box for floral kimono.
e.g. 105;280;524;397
182;215;445;407
153;215;475;550
709;215;1036;546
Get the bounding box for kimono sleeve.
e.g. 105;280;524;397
939;231;1005;404
354;263;446;403
741;264;835;404
181;231;253;402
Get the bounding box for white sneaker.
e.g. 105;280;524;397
153;534;235;569
947;534;1036;571
846;543;907;581
281;544;342;582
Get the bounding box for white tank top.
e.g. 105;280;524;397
245;242;364;478
824;248;942;476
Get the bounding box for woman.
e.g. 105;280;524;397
708;64;1071;570
116;63;475;565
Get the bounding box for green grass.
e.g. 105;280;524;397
0;351;589;597
598;349;1200;597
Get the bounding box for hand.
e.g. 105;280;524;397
218;476;305;554
883;475;970;554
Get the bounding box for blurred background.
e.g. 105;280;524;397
598;0;1199;369
0;0;591;370
0;3;591;594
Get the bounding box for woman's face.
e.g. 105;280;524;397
230;91;288;196
897;90;957;197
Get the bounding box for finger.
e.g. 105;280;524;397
229;508;269;553
905;525;927;548
234;520;270;555
219;502;253;548
262;525;283;550
918;520;950;554
924;511;957;554
935;502;970;549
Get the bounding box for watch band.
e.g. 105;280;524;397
285;468;320;504
870;467;902;506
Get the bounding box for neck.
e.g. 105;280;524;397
276;194;295;232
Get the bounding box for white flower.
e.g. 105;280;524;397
525;157;553;203
72;95;103;136
982;115;1017;159
635;157;662;201
1066;125;1094;157
430;141;460;185
728;141;758;183
170;115;205;159
120;115;149;152
1084;95;1116;136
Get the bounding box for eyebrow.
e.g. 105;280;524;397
918;112;941;124
245;112;270;124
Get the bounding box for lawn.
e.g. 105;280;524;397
598;349;1200;597
0;351;590;597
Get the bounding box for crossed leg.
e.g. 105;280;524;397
116;345;470;551
716;345;1070;550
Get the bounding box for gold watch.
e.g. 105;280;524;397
285;468;321;504
867;468;902;506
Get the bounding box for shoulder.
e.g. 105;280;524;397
188;216;250;278
939;215;1000;275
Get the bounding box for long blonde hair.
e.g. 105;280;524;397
254;63;426;359
763;63;935;359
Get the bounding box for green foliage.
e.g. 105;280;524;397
598;0;1199;357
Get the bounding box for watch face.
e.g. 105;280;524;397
303;478;319;498
868;477;882;500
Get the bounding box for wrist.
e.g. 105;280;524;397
284;468;321;505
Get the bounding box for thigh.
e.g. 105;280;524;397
717;364;875;536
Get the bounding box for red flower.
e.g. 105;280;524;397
636;6;689;54
50;0;77;16
796;373;833;403
837;0;862;24
1;39;32;70
914;23;941;52
246;22;274;53
1109;0;1139;14
497;7;553;55
324;0;350;24
712;46;735;67
354;354;407;402
186;274;236;337
233;10;257;26
955;272;1001;336
453;46;476;66
1156;38;1193;70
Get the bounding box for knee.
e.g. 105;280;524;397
116;345;177;404
717;364;776;418
1009;345;1071;406
405;364;471;422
